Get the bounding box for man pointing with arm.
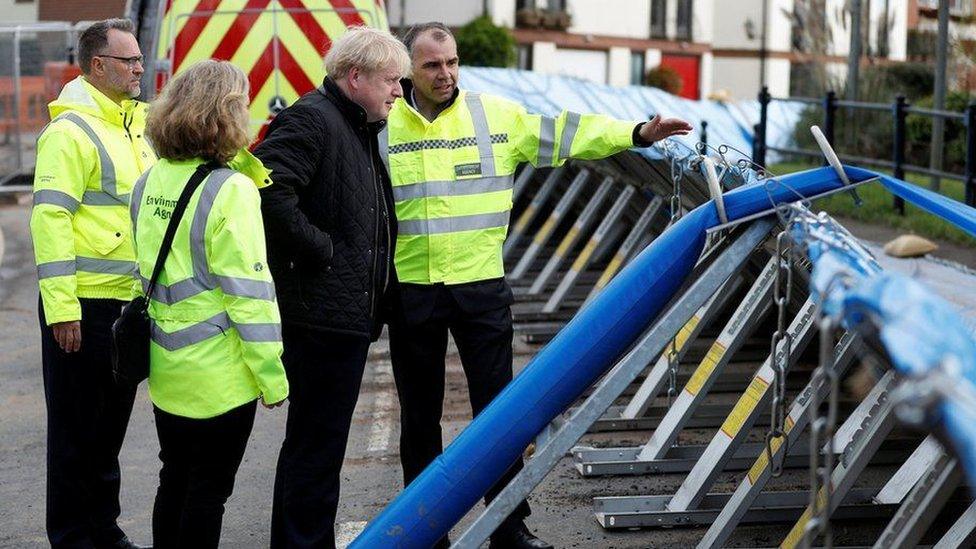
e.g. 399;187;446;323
383;22;692;549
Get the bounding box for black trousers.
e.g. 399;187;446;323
40;297;137;549
388;286;531;539
152;400;256;549
270;325;370;549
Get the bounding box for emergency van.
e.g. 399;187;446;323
133;0;388;138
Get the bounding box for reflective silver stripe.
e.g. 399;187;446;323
33;189;80;212
189;169;236;289
144;275;210;305
558;112;581;161
392;174;514;201
235;322;282;342
143;169;259;307
150;312;230;351
37;259;76;279
76;256;136;275
464;92;496;177
217;276;276;301
129;169;152;243
538;116;556;167
378;126;390;174
58;113;124;204
82;191;130;206
398;211;510;236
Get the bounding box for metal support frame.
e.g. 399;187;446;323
607;237;749;425
872;445;961;549
528;176;615;294
511;165;536;203
874;435;944;504
638;256;777;461
934;498;976;548
698;331;863;548
586;196;665;303
510;169;591;280
542;186;635;313
450;218;777;549
574;438;908;477
595;488;897;529
781;370;899;548
665;297;820;512
574;257;777;476
504;167;564;259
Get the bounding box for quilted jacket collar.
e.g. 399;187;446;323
319;76;387;135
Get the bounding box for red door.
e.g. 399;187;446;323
660;54;700;100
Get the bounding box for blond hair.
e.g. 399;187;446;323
324;26;411;80
146;60;251;164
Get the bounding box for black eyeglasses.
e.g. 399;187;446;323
95;54;144;68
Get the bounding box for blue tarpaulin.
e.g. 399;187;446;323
794;203;976;488
460;67;802;164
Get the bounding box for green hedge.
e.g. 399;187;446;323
455;16;516;68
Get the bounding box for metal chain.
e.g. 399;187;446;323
805;316;839;548
665;148;685;403
668;150;684;227
765;231;794;478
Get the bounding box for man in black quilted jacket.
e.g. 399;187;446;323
253;27;410;549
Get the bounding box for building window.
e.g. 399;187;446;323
518;45;533;70
516;0;535;10
548;0;567;11
676;0;693;41
630;51;645;85
650;0;667;39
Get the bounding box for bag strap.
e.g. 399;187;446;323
145;160;221;300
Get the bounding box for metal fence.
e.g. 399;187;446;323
0;22;88;187
751;86;976;212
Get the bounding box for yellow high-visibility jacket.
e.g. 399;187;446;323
382;88;639;285
30;76;157;324
132;154;288;419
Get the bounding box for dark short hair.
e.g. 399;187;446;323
78;18;135;74
401;22;453;54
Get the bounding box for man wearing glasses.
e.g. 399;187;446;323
30;18;155;549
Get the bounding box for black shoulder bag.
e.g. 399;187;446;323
111;161;220;385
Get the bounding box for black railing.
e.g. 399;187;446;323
751;86;976;211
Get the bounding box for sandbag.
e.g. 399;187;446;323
883;234;938;258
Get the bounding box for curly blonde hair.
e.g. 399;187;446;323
147;60;250;163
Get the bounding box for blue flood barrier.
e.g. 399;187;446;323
797;208;976;487
353;163;976;547
351;165;865;548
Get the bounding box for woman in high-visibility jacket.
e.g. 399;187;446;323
133;59;288;548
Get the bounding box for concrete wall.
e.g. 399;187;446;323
694;0;713;44
711;0;793;51
551;47;609;83
491;0;517;27
531;41;558;74
566;0;651;39
607;45;631;86
879;0;909;60
712;56;790;98
386;0;484;28
0;0;38;24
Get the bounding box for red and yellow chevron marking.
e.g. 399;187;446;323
155;0;388;136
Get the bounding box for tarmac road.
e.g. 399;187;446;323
1;200;956;548
0;199;735;549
